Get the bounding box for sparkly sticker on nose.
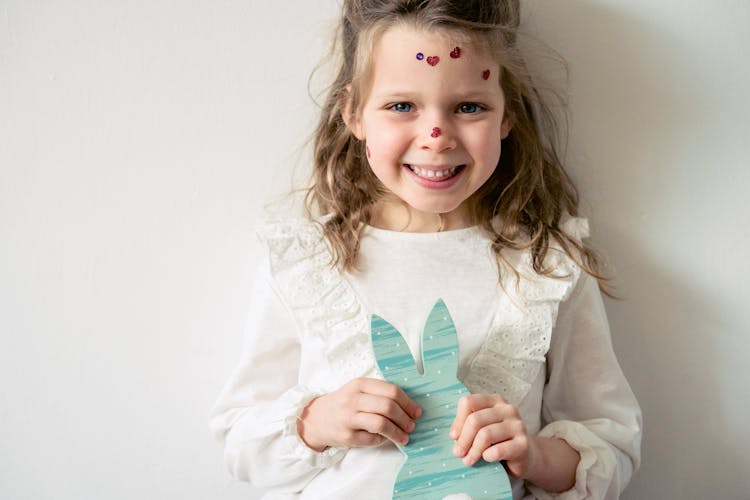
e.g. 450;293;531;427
450;47;461;58
426;56;440;66
482;69;491;80
431;127;442;138
416;52;424;61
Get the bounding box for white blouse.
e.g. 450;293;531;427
209;218;642;499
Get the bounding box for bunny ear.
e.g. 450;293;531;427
421;299;460;377
370;314;420;385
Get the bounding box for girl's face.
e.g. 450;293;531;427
348;25;512;231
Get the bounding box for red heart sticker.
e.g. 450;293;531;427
426;56;440;66
482;69;491;80
450;47;461;58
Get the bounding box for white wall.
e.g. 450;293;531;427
524;2;750;498
1;1;748;499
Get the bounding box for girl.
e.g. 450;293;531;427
210;1;642;498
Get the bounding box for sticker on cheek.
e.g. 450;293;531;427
426;56;440;66
449;47;461;59
482;69;491;80
416;52;424;61
431;127;442;138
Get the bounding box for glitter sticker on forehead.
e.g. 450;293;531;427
449;47;461;59
426;55;440;66
482;69;491;80
431;127;442;138
416;52;424;61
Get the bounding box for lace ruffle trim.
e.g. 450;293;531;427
259;217;589;407
463;217;589;406
258;219;379;387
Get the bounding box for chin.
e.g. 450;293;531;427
408;201;464;216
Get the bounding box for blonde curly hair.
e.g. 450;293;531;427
305;0;610;291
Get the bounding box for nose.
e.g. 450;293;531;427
418;120;456;152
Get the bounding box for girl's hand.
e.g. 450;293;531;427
449;394;579;493
449;394;538;478
297;378;422;452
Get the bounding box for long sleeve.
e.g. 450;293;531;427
527;274;642;500
208;257;347;493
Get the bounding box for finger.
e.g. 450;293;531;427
452;406;507;458
357;378;422;420
356;392;416;434
353;411;410;446
450;394;505;440
462;421;517;467
481;433;528;464
465;417;526;466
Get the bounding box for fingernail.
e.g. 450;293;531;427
408;421;416;432
415;406;422;418
453;444;464;457
449;427;457;439
463;456;474;466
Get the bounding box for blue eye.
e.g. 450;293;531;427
391;102;412;112
458;103;481;113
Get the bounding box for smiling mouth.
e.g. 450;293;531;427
404;164;466;180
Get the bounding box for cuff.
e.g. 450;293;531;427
281;386;348;468
526;420;617;500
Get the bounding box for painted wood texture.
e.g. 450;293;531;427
370;299;512;499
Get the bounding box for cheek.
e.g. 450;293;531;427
467;124;503;162
487;121;505;156
365;127;406;162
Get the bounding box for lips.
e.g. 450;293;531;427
403;164;466;189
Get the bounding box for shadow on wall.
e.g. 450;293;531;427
526;1;750;498
605;241;750;500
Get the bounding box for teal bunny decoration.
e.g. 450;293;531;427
370;299;512;500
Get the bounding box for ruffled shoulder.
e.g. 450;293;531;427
516;215;589;304
256;218;330;277
561;215;590;241
463;217;589;406
256;218;378;386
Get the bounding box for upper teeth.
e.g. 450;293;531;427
409;165;457;178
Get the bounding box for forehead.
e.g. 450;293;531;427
367;24;500;94
376;24;480;57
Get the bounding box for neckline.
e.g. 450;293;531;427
362;223;482;240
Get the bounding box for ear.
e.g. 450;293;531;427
500;113;514;140
371;314;420;384
340;85;365;140
421;299;460;378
